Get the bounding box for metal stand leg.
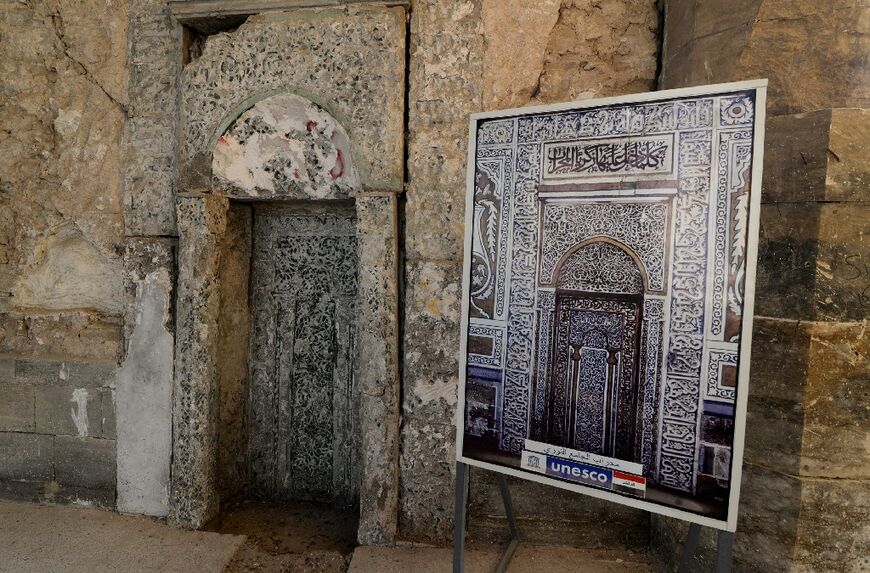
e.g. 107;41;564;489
453;462;470;573
453;465;522;573
494;475;520;573
678;523;701;573
716;531;734;573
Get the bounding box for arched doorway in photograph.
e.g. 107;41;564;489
544;238;647;463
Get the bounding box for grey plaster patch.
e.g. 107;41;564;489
179;5;406;192
116;268;174;517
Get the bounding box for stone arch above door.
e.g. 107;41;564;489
211;92;361;200
177;6;406;194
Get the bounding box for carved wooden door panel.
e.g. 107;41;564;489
546;294;642;462
249;206;359;505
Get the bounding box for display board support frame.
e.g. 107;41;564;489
452;460;735;572
679;522;734;573
452;461;520;573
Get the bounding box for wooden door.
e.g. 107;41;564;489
546;293;643;462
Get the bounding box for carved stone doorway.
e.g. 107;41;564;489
249;205;360;506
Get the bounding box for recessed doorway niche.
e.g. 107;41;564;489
169;5;406;546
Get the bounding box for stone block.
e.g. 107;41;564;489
15;359;116;388
756;202;870;322
55;436;116;491
798;321;869;479
0;432;54;481
0;312;122;362
660;0;870;115
745;318;810;474
398;252;463;540
0;358;15;382
35;384;103;437
793;476;870;571
0;383;35;432
356;193;401;545
763;109;869;204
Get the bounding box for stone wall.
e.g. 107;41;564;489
0;0;127;506
2;2;864;568
654;1;870;571
400;0;661;543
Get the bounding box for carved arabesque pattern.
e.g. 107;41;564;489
540;202;668;291
557;241;645;294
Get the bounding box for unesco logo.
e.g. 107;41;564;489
545;458;613;489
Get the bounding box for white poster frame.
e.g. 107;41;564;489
455;79;768;533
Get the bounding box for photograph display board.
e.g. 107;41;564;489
456;80;767;531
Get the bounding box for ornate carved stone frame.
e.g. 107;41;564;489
164;5;406;545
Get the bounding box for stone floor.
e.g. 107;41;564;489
0;500;662;573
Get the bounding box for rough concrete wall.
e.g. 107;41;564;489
0;0;128;507
400;0;660;543
655;1;870;571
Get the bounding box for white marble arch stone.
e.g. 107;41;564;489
212;93;360;200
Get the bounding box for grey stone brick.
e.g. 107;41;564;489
0;432;54;481
0;383;35;432
15;360;116;387
54;436;116;490
34;385;103;437
0;358;15;383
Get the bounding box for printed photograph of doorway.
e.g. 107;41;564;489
457;80;767;531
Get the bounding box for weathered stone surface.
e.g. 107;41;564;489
179;6;406;193
0;433;54;482
0;312;122;362
123;0;180;235
0;383;35;433
762;110;870;204
14;360;116;387
55;436;116;491
100;387;116;440
535;0;659;103
170;193;229;528
748;317;869;479
660;0;870;115
480;0;561;109
116;242;175;517
356;193;401;545
215;204;252;501
0;0;126;360
756;202;870;322
34;384;104;438
744;318;809;475
793;476;870;572
212;94;360;200
400;260;463;541
405;0;483;262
